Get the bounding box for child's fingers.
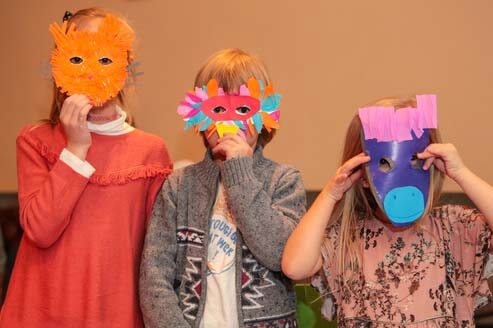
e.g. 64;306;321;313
422;157;435;170
334;173;348;185
216;139;237;150
349;168;363;183
340;154;371;175
335;169;362;187
71;97;92;125
78;104;93;125
68;98;84;125
64;95;82;124
211;144;226;156
352;152;369;159
432;158;446;173
223;133;242;141
65;95;84;122
417;149;435;160
219;133;243;145
78;94;91;104
212;141;235;154
60;95;79;121
417;144;447;159
341;169;362;189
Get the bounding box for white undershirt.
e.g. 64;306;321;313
59;107;134;178
86;106;135;135
200;183;239;328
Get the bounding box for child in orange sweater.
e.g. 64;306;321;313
0;8;171;327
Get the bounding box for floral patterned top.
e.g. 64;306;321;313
313;205;493;327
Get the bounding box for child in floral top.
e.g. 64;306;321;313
282;96;493;327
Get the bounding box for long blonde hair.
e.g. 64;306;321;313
194;48;276;147
331;96;444;278
47;7;135;125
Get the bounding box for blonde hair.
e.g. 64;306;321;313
194;48;276;147
331;96;444;280
47;7;135;125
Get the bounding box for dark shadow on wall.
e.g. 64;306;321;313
0;193;21;305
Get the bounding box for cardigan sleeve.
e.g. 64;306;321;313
16;129;90;248
221;156;307;271
140;177;191;328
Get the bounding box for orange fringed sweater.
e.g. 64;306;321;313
0;123;172;327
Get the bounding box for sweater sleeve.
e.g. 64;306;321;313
145;143;173;221
221;156;307;271
16;130;90;248
140;177;191;328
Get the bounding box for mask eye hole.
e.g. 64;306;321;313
98;57;113;65
378;157;394;173
410;154;423;169
69;56;83;64
212;106;226;114
235;106;251;115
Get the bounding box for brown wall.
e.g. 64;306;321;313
1;0;492;192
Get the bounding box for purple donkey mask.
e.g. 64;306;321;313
358;95;438;226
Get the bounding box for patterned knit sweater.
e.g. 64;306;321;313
140;146;306;328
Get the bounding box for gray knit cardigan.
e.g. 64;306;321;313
139;146;306;328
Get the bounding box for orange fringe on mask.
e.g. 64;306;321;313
49;15;134;106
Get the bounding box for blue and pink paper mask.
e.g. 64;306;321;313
358;95;438;226
177;78;281;139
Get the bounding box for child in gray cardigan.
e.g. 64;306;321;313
139;48;306;328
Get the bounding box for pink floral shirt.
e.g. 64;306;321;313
313;205;493;327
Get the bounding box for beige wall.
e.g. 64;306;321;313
1;0;492;192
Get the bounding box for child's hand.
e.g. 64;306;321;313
418;143;467;181
212;134;254;160
60;94;93;160
324;152;371;201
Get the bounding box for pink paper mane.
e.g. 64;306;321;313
358;95;437;142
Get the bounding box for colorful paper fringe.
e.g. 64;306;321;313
358;95;437;142
177;78;281;137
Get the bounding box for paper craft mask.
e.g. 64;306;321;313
358;95;438;226
177;78;281;138
49;14;133;106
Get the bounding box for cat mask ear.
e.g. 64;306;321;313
96;15;134;50
49;20;75;48
49;15;134;50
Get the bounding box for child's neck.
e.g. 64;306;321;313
88;101;119;124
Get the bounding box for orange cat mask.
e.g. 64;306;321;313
49;14;134;106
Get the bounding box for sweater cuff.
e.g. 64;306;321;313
59;148;96;178
221;156;256;187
